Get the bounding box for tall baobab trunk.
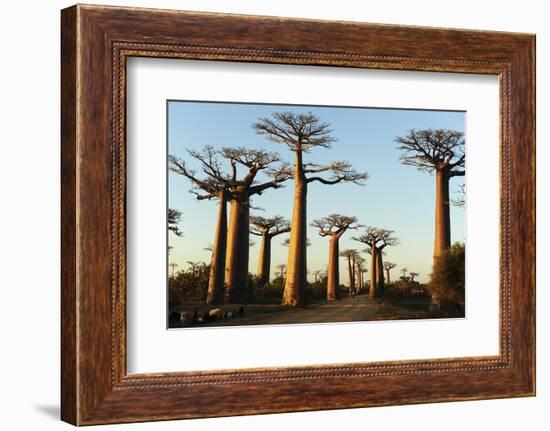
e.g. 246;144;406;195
225;197;250;303
256;232;271;289
434;167;451;257
283;152;308;306
376;250;385;297
206;190;227;304
385;268;391;284
350;254;357;292
369;241;377;299
432;167;451;306
355;264;362;296
326;236;340;300
346;255;354;296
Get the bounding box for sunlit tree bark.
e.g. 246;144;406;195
170;146;291;304
221;148;292;304
395;129;464;306
254;112;368;306
169;148;231;305
206;189;228;304
312;215;360;300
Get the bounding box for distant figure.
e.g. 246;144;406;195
192;308;198;323
237;306;244;317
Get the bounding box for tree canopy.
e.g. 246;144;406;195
395;128;465;176
311;214;361;238
250;215;291;237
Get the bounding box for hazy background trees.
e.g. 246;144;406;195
353;227;398;299
250;215;291;290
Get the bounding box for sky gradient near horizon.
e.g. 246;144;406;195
168;101;465;284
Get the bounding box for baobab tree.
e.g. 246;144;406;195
312;214;360;300
170;146;292;304
361;268;368;293
340;249;359;297
363;247;379;293
355;255;366;294
221;147;292;304
384;261;397;283
373;231;397;296
254;112;368;306
250;215;291;289
401;267;409;280
353;227;398;299
276;264;287;280
396;129;464;305
312;269;324;283
168;208;183;237
169;147;230;305
409;272;419;282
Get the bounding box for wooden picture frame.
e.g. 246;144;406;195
61;4;535;425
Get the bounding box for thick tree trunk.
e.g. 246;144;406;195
346;256;354;295
385;269;391;284
369;242;377;299
326;236;339;300
432;168;451;306
206;190;227;304
282;152;308;306
355;264;362;297
256;232;271;289
351;255;356;292
434;168;451;257
225;197;250;303
376;250;385;298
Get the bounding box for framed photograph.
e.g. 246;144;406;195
61;4;535;425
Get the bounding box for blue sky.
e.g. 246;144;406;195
168;101;465;284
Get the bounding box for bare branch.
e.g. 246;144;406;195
306;161;368;186
169;152;227;198
168;208;183;237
